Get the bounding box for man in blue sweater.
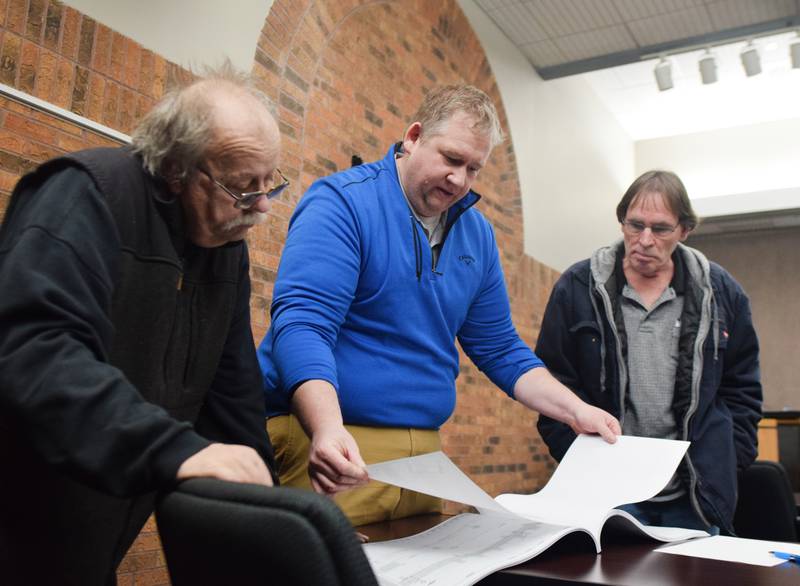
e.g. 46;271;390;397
258;85;621;525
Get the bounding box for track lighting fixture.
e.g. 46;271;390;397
654;57;673;91
740;41;762;76
698;49;718;84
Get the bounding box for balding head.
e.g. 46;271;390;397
131;63;278;184
132;63;284;248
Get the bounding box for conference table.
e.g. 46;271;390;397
358;514;800;585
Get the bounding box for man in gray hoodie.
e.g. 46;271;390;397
536;170;762;535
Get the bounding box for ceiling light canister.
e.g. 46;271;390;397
790;37;800;68
699;49;717;84
654;57;673;91
740;41;761;76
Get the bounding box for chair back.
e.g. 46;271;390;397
734;460;799;542
156;479;379;586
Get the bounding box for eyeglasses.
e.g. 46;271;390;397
621;219;680;238
197;166;289;209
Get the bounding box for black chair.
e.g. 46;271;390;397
156;479;379;586
734;460;799;542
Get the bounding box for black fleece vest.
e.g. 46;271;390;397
65;147;243;422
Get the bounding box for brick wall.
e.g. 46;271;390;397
0;0;560;583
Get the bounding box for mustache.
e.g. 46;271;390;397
221;211;268;232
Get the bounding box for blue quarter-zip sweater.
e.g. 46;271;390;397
259;145;543;429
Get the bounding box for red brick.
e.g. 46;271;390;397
22;137;58;161
131;567;170;586
51;55;74;108
0;168;18;193
152;54;167;98
86;72;105;122
25;105;84;136
123;37;141;89
71;64;89;116
109;31;124;81
128;530;162;553
76;14;95;67
134;94;152;123
92;23;112;74
5;0;26;35
117;550;163;573
118;87;136;133
0;132;25;153
0;32;21;86
59;6;80;60
17;37;38;93
138;48;154;95
56;130;87;153
42;0;62;51
101;80;120;128
25;0;45;42
32;46;56;101
3;112;57;144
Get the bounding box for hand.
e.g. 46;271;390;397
176;443;273;486
570;403;621;444
307;425;369;495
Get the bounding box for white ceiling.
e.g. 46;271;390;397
582;30;800;140
475;0;800;76
475;0;800;140
475;0;800;226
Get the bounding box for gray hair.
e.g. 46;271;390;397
131;61;274;180
412;85;504;148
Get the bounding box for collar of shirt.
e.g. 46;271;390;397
394;153;445;246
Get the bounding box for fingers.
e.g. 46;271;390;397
572;404;621;444
595;419;619;444
307;430;370;494
608;415;622;436
355;531;370;543
308;456;369;494
176;443;274;486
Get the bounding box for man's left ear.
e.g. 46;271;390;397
679;225;692;241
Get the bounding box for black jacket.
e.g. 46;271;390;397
0;148;274;584
536;242;761;534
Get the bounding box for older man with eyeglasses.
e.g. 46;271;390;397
0;64;282;585
536;170;762;536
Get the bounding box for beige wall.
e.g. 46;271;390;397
636;118;800;205
459;0;633;273
689;228;800;411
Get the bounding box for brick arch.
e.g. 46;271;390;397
249;0;524;325
249;0;556;504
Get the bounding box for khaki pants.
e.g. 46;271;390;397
267;414;442;526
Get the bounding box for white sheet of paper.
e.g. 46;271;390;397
657;535;800;566
495;435;690;531
363;512;584;586
367;450;506;513
369;436;691;528
365;436;704;586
